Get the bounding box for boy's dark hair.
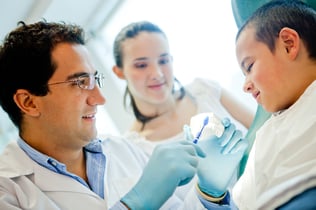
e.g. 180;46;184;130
237;0;316;60
0;21;85;129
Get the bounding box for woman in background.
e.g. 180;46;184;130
112;20;253;155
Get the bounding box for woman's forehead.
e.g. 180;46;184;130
122;33;170;59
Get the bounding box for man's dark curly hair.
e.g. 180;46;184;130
0;21;85;129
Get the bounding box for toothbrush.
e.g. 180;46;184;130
193;116;209;144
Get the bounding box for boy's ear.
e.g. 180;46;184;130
279;27;300;59
13;89;41;117
112;66;126;80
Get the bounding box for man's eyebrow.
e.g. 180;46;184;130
65;71;97;80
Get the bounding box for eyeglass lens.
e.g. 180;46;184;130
79;74;104;90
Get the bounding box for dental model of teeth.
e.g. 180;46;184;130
190;112;224;142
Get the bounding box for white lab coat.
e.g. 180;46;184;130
0;136;206;210
233;81;316;210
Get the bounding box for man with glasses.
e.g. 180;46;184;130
0;21;244;210
48;72;105;90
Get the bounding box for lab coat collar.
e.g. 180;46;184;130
0;141;34;177
0;141;100;198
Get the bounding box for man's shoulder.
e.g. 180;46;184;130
0;141;34;178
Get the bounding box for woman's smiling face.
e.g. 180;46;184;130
119;32;174;106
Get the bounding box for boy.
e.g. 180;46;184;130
229;0;316;209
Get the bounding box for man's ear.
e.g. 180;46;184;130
112;65;126;80
13;89;41;117
279;27;300;60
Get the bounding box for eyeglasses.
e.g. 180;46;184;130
48;73;105;90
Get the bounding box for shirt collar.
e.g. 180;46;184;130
17;138;103;172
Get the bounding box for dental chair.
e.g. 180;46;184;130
232;0;316;29
239;105;270;176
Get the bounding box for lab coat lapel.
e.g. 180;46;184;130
1;142;99;198
33;162;98;198
0;142;34;177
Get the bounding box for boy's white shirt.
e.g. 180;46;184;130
233;80;316;210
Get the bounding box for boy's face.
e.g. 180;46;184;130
236;27;296;113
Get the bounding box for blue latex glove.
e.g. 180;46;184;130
121;140;205;210
184;118;248;198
